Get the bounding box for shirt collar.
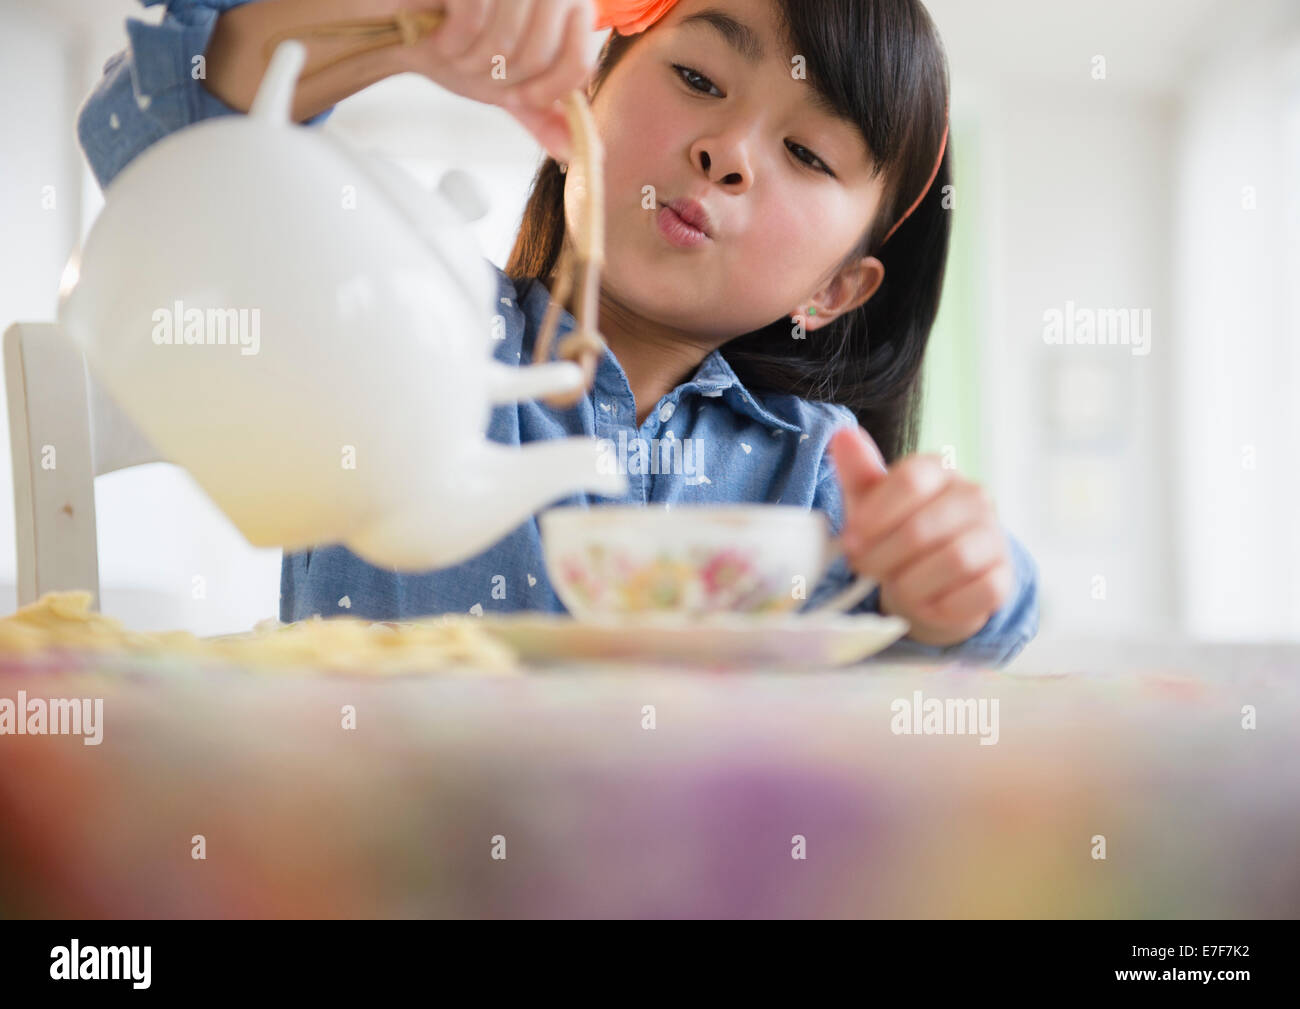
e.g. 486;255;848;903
679;348;803;434
514;273;803;435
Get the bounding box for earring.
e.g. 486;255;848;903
558;161;568;174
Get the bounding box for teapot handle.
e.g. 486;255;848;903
250;40;307;125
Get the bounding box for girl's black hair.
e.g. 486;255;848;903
506;0;952;463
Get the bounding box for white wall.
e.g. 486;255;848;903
979;85;1179;637
1173;23;1300;638
0;7;96;615
928;0;1300;642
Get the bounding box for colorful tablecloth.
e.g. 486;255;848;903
1;648;1297;917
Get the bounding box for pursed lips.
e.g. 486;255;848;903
661;197;715;239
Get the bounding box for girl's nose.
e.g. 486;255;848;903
693;141;750;191
700;150;742;185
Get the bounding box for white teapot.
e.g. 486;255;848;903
58;41;625;571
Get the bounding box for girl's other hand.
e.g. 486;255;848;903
827;426;1015;647
395;0;598;162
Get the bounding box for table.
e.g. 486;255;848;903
1;642;1297;918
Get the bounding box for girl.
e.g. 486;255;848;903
77;0;1038;664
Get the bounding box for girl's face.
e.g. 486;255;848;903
582;0;887;343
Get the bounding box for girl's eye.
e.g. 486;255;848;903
672;64;723;97
788;142;834;177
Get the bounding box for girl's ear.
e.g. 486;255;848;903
794;257;885;331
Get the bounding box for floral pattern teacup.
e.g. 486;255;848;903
540;505;875;621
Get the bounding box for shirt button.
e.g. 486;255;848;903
658;401;675;422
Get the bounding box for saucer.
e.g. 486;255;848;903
474;611;910;668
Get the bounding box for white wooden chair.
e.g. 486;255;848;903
4;321;165;612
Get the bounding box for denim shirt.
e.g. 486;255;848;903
76;0;1040;665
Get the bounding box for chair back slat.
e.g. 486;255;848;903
3;322;165;610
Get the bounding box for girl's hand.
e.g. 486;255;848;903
827;426;1015;647
394;0;598;161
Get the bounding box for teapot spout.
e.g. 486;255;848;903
343;437;627;572
501;433;628;510
456;437;628;557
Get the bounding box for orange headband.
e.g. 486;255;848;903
594;0;680;34
879;111;949;246
595;0;948;246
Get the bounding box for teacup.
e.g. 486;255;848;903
539;504;876;621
